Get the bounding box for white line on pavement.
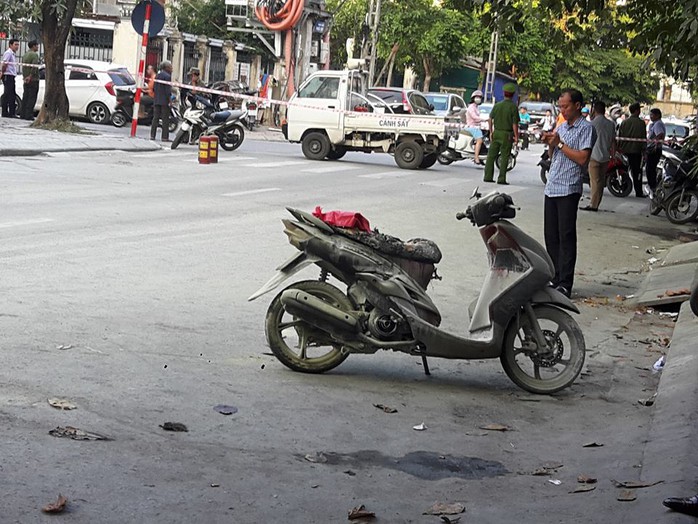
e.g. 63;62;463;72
0;218;55;229
221;188;281;197
358;170;410;179
240;161;309;168
301;164;361;174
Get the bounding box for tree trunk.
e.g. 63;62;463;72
375;43;398;87
386;53;396;87
422;56;432;93
35;0;79;125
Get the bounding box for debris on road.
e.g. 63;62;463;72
159;422;188;432
47;398;77;410
577;475;597;484
343;470;356;476
413;423;428;431
582;442;604;448
49;426;110;441
56;344;73;351
652;356;666;373
548;479;562;486
611;479;664;489
42;494;68;514
304;452;328;464
210;483;220;488
479;423;511;432
348;504;375;520
664;288;690;297
617;490;637;501
373;403;398;413
213;405;238;416
440;516;461;524
423;502;466;515
638;393;657;406
570;484;596;493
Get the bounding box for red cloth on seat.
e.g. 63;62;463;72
313;206;371;232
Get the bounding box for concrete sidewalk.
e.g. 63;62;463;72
0;117;286;157
634;240;698;521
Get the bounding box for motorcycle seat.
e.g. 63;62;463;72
335;228;442;264
211;110;232;123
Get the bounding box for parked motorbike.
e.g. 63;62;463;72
241;91;259;131
538;148;633;198
248;189;586;394
111;88;180;133
438;129;518;171
649;145;698;224
171;95;247;151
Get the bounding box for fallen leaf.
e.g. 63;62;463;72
413;423;428;431
464;431;488;436
48;426;110;441
541;462;564;470
348;504;375;520
343;470;356;476
577;475;597;484
373;403;398;413
638;394;657;406
56;344;73;350
479;424;511;431
42;494;67;514
617;490;637;501
304;452;328;464
213;405;238;415
611;479;664;489
582;442;604;448
665;288;690;297
48;398;77;410
311;484;319;488
532;468;551;476
570;484;596;493
159;422;188;432
423;502;466;515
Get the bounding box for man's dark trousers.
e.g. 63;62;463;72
626;152;644;196
2;74;17;117
20;81;39;120
645;151;662;190
150;104;170;141
544;193;581;291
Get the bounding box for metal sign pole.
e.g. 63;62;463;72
130;0;152;138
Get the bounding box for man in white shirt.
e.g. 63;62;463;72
582;100;616;211
1;39;20;118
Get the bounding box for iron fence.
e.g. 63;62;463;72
208;46;226;83
66;29;113;62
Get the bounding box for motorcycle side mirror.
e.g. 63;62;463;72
470;187;482;200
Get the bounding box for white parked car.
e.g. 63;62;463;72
0;59;135;124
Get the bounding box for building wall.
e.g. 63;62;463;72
112;21;140;71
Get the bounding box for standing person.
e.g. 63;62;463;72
20;40;40;121
645;108;666;192
460;89;485;165
541;88;596;298
519;106;531;150
484;83;519;185
617;103;647;197
141;64;155;116
1;39;20;118
582;100;615;211
151;60;173;143
181;67;201;107
541;109;555;132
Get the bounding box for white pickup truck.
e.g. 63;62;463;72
282;69;459;169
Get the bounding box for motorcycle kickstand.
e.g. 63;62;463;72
415;346;431;376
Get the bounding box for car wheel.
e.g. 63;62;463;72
395;140;424;170
87;102;110;124
301;132;331;161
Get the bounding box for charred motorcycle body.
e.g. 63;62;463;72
249;190;586;394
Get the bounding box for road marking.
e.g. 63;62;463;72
132;151;192;158
420;177;468;187
302;164;360;174
221;188;281;197
0;218;55;229
358;170;410;179
240;160;308;168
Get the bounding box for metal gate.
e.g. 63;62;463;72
66;28;112;62
208;46;226;83
147;38;164;69
182;42;198;77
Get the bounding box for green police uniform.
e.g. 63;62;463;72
484;84;519;184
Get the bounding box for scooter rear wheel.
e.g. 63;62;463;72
501;305;585;394
219;124;245;151
437;153;454;165
606;168;633;198
111;111;128;128
265;280;351;374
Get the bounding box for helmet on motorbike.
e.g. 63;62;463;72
471;90;484;100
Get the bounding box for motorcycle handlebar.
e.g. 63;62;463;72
456;211;468;221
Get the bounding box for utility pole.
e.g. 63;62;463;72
361;0;382;87
483;29;499;103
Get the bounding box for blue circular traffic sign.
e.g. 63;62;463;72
131;0;166;37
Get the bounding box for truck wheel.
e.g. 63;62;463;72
395;140;424;170
326;146;347;160
302;132;331;160
419;153;438;169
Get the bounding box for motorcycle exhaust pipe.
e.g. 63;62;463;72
280;290;358;333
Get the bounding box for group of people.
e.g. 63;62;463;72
1;38;40;120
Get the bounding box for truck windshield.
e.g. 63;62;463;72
298;76;340;99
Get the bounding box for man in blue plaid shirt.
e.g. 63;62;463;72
541;89;596;298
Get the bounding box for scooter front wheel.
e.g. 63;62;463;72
111;111;128;128
265;280;351;374
219;124;245;151
501;305;585;394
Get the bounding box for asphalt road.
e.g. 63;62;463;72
0;140;687;523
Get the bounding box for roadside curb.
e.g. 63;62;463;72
636;301;698;522
0;144;161;156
